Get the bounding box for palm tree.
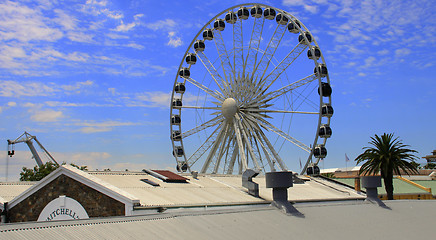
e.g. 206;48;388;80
355;133;418;200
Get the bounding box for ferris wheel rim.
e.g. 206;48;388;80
170;3;332;175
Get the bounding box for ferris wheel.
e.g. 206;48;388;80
170;3;333;175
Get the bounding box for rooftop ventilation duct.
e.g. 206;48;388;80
242;169;259;197
361;176;388;208
266;171;302;216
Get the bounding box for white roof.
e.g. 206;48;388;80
0;181;35;203
89;171;364;208
7;165;140;210
1;200;435;240
1;168;364;211
320;165;361;173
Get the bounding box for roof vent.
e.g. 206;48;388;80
360;176;388;208
242;169;259;197
266;171;302;216
140;179;160;187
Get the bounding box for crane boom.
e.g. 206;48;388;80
7;132;59;167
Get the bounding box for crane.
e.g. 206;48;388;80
7;132;59;167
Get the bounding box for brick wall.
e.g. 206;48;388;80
8;174;125;222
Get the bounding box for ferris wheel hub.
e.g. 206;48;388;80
221;98;238;120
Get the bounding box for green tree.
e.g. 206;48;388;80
355;133;418;200
410;161;421;170
424;163;436;169
70;163;88;171
20;162;88;181
20;162;59;181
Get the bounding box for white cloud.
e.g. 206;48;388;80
54;9;77;30
30;109;64;122
0;1;63;42
106;33;129;39
146;19;177;31
135;91;171;108
8;102;17;107
113;13;143;32
113;21;137;32
64;52;90;62
167;31;182;47
74;120;138;133
67;31;94;43
108;88;117;95
125;42;144;49
377;49;389;55
0;80;93;97
395;48;411;57
282;0;319;14
363;56;376;68
61;80;93;91
107;12;123;19
0;80;56;97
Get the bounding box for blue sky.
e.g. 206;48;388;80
1;0;435;180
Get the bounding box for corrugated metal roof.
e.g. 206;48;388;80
90;173;364;207
0;182;35;203
1;200;435;239
1;169;365;210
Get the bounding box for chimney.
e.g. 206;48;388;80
266;171;301;215
360;176;382;202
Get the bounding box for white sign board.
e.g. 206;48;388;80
37;195;89;222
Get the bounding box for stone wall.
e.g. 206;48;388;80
8;174;125;222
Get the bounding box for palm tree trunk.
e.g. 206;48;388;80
383;174;394;200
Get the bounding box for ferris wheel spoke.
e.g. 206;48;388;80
232;118;248;171
226;141;238;174
181;115;223;139
253;130;276;171
233;19;244;76
179;106;221;110
244;119;276;171
244;17;265;78
258;117;311;153
213;29;235;82
221;128;235;173
196;51;230;96
236;115;261;170
212;124;233;173
251;23;287;85
240;119;268;171
201;122;228;173
258;43;308;92
187;122;224;167
252;135;267;172
290;86;319;111
249;73;318;106
243;109;318;115
256;125;288;171
186;77;225;102
240;113;285;170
